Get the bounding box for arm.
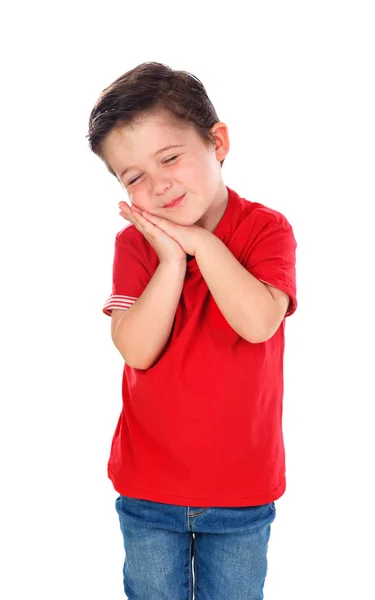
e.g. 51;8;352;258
195;230;279;343
112;260;187;369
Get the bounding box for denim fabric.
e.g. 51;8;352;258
115;494;276;599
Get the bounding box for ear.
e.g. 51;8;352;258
210;122;230;162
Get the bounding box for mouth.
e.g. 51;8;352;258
163;194;185;208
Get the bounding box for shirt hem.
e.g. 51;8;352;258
108;468;286;507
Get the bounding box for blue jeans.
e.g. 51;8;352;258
115;494;276;599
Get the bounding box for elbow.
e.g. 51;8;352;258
117;348;151;370
244;322;277;344
245;334;268;344
249;322;282;344
248;332;272;344
126;360;150;370
113;340;150;370
128;353;161;370
112;342;148;371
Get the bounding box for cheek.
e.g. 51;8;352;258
181;158;208;183
129;191;148;211
178;161;196;177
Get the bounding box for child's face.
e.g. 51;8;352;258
100;109;229;225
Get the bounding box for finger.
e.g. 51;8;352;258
141;211;172;234
128;213;145;233
133;213;168;239
118;202;139;217
119;211;134;223
132;212;152;229
119;205;134;222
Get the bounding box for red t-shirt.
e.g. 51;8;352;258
102;186;297;507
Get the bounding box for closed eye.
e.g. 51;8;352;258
163;155;178;164
128;176;141;185
127;156;179;186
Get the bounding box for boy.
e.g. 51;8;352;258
87;62;297;599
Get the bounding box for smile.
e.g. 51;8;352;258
163;194;185;208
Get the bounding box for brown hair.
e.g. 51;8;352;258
86;61;224;177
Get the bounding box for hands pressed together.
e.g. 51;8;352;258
118;201;205;265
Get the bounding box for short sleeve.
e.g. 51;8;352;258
102;226;155;317
245;210;297;317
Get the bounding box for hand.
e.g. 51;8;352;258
120;205;205;257
118;202;187;265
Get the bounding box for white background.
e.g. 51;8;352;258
1;1;374;598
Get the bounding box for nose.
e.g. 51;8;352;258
152;174;172;196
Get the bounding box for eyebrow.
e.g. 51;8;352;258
119;145;185;178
